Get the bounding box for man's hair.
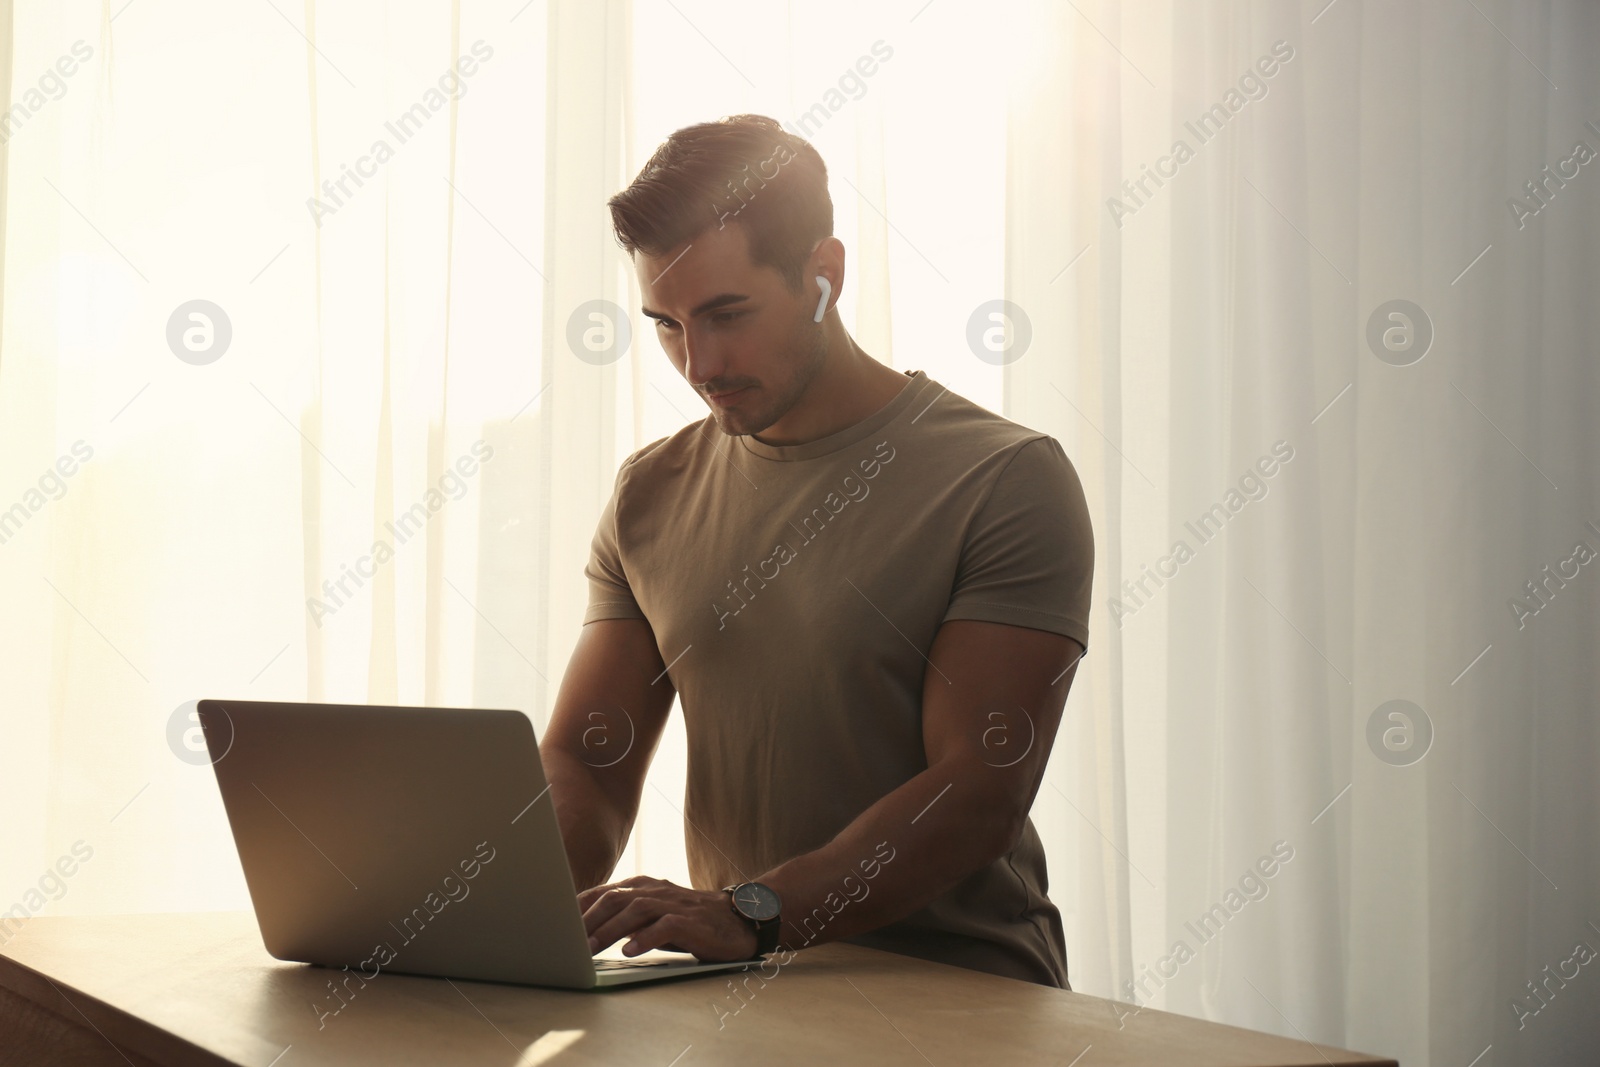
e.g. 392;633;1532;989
607;114;832;294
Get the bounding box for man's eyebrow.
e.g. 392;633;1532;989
639;293;750;321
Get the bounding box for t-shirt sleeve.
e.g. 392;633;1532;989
582;456;648;624
940;435;1093;652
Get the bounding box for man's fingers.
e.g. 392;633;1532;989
586;894;669;953
580;884;643;939
577;875;664;910
576;879;624;909
620;914;686;956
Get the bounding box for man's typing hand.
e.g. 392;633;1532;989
579;875;759;962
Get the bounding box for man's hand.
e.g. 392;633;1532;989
579;875;758;962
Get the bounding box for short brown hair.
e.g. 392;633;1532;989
608;114;832;294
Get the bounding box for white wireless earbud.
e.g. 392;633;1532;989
813;275;831;323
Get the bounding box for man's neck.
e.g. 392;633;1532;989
751;331;910;447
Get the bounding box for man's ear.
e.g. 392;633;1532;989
804;236;846;319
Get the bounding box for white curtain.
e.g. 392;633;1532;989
3;2;1595;1064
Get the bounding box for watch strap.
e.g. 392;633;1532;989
749;912;781;955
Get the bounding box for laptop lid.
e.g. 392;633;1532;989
196;699;754;990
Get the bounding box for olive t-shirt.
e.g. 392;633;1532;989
582;368;1094;987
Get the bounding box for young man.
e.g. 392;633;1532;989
541;114;1094;988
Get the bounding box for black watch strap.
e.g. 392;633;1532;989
750;914;781;955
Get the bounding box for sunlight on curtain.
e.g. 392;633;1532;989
0;0;550;913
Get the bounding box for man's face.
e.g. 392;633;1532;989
637;223;825;437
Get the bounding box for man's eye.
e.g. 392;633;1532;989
653;312;741;328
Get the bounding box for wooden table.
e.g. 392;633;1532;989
0;913;1396;1066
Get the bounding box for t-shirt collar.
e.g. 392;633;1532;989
736;369;931;462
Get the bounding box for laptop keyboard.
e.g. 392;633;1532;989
593;956;680;970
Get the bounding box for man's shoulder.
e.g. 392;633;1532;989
913;380;1058;465
618;422;708;482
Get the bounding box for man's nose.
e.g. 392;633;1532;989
681;330;727;392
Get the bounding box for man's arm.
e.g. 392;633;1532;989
541;618;676;892
579;617;1084;960
753;618;1083;950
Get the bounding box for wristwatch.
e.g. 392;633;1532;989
722;881;782;958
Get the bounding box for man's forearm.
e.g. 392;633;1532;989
543;749;635;892
756;762;1016;952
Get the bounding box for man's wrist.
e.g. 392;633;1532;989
722;882;783;957
719;888;762;960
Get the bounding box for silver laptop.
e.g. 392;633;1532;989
196;699;757;990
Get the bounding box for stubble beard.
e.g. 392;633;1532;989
713;309;828;439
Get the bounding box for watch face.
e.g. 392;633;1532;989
731;882;781;921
